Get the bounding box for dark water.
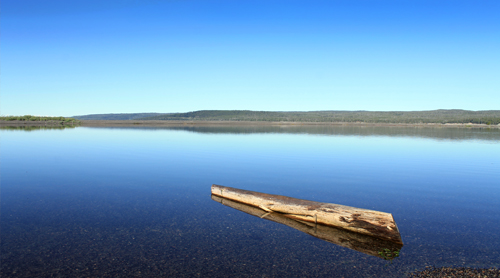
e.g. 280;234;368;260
1;125;499;277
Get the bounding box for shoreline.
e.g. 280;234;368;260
77;120;500;128
1;120;499;129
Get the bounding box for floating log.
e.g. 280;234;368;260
212;195;403;259
211;184;403;244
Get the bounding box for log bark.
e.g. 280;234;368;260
212;195;403;259
211;184;403;244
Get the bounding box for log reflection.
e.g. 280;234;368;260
212;195;403;260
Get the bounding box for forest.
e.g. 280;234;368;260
134;110;500;125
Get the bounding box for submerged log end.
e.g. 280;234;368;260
335;211;403;245
390;214;403;245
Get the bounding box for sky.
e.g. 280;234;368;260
2;0;499;116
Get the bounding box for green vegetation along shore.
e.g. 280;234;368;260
74;110;500;125
0;115;81;126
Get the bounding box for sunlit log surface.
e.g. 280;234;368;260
211;184;403;244
212;195;403;259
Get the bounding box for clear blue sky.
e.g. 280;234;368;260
2;0;499;116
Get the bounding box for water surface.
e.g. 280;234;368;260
1;125;499;277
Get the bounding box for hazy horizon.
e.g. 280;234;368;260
3;108;500;118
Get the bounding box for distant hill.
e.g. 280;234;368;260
74;110;500;125
73;113;162;120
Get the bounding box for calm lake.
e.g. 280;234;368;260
1;125;499;277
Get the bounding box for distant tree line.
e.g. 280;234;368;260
0;115;81;124
136;110;500;125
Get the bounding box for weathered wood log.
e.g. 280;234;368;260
212;195;403;259
211;184;403;244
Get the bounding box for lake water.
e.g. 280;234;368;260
1;125;499;277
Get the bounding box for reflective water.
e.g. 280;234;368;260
1;125;499;277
